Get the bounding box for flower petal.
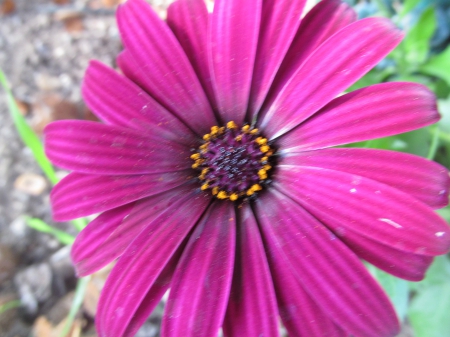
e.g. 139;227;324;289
71;183;199;276
264;236;347;336
223;205;279;337
279;82;440;149
96;190;210;337
44;120;190;175
162;201;235;337
277;166;450;256
51;170;191;221
280;147;450;209
271;0;356;96
82;60;196;144
341;230;434;281
247;0;306;118
167;0;216;108
258;17;403;139
255;190;400;337
116;0;216;135
209;0;262;124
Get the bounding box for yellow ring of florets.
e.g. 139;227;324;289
190;121;274;201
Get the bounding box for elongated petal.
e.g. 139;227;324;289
279;82;439;149
277;166;450;256
96;191;210;337
116;0;216;135
82;60;196;144
71;183;199;276
51;170;190;221
162;201;235;337
263;233;347;336
248;0;305;118
272;0;356;94
280;148;450;208
256;191;399;337
341;231;433;281
44;120;190;175
209;0;262;124
223;205;279;337
167;0;216;108
258;18;403;139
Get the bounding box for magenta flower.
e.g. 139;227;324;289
44;0;450;336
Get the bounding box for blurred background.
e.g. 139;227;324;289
0;0;449;336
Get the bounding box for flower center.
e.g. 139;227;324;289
191;121;274;201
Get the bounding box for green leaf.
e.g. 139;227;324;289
402;6;436;66
366;264;409;321
25;217;75;245
408;256;450;337
420;45;450;87
0;69;59;185
0;300;21;315
400;0;421;17
60;276;90;337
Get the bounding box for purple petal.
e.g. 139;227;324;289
256;190;400;337
82;60;196;144
162;201;235;337
280;148;450;209
209;0;262;124
167;0;216;108
44;120;190;175
341;230;434;281
116;0;216;135
271;0;356;96
258;17;403;139
51;170;190;221
277;166;450;256
71;183;199;276
247;0;306;118
96;190;210;337
265;239;347;336
279;82;440;149
223;205;279;337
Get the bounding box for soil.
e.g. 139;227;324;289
0;1;170;336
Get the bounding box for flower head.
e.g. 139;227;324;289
44;0;450;336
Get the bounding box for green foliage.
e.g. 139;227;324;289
408;257;450;337
401;6;437;66
0;69;59;185
25;217;75;245
366;264;409;321
421;45;450;86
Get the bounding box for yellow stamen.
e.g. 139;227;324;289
192;159;204;169
235;135;242;141
211;126;220;135
227;121;237;129
242;125;250;132
258;169;268;180
251;184;262;192
263;165;272;171
200;143;209;150
230;193;239;201
260;145;270;153
255;137;267;145
201;183;209;190
217;191;228;199
250;128;259;135
212;187;219;195
203;133;211;141
190;153;200;160
261;156;268;163
246;189;255;196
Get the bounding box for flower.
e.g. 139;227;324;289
44;0;450;336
